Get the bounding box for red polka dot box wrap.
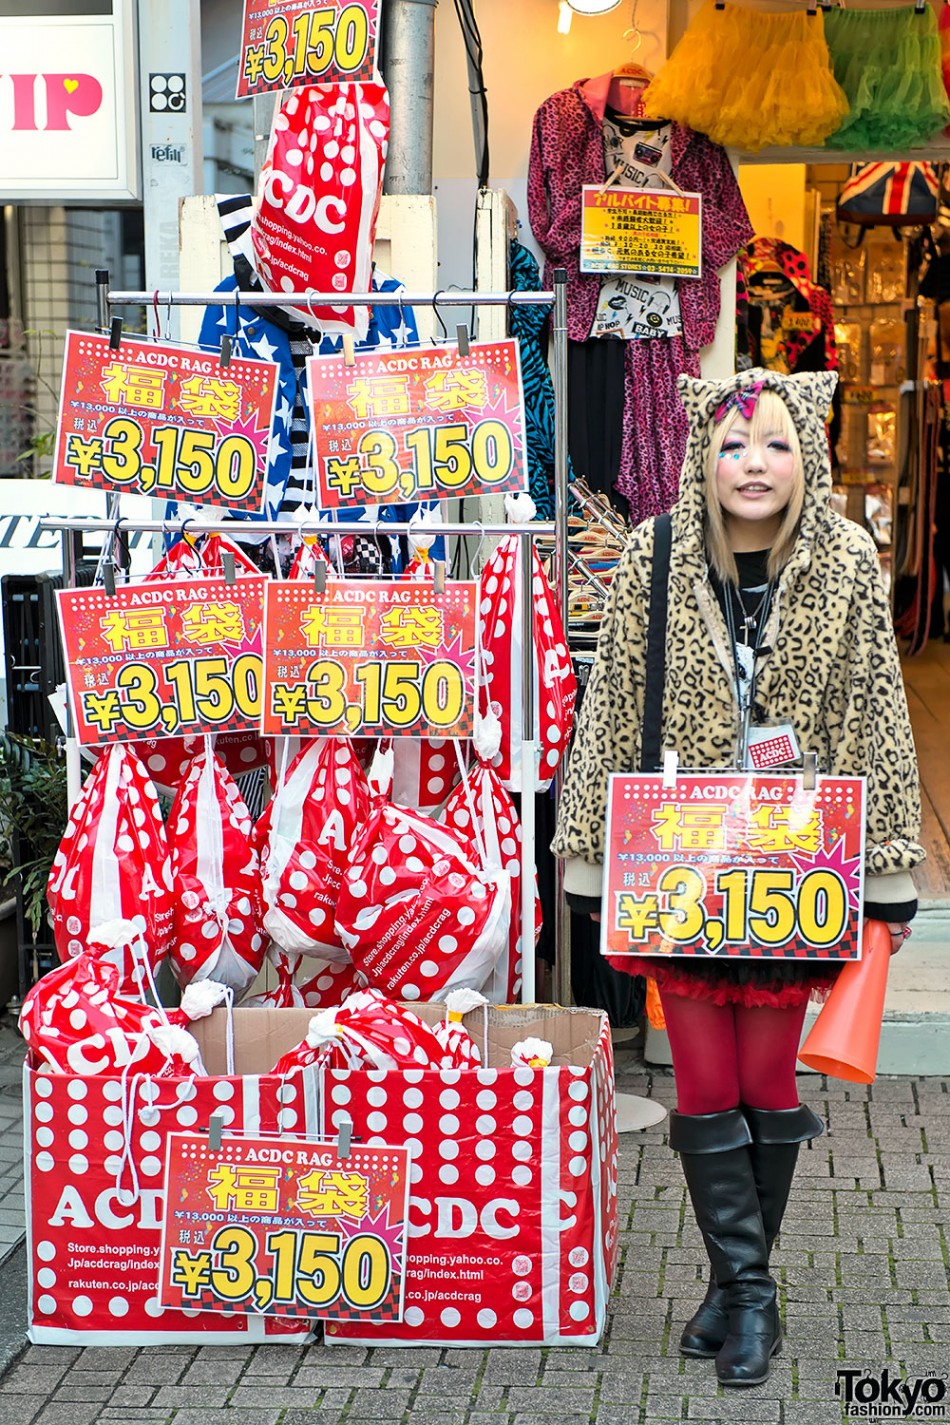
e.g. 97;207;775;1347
24;1003;616;1345
23;1014;320;1344
324;1003;618;1347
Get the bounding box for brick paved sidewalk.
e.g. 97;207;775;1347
1;1043;949;1424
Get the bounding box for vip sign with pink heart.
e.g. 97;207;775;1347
0;9;139;199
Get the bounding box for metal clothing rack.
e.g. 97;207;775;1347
46;275;573;1006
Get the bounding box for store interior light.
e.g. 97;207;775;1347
557;1;574;32
567;0;623;12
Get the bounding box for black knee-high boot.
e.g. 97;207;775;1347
670;1108;780;1386
678;1104;824;1361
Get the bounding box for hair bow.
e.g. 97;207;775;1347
714;381;765;426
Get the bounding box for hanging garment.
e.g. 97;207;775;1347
738;238;838;376
641;2;848;152
507;239;562;520
824;4;950;151
528;73;752;523
566;338;627;515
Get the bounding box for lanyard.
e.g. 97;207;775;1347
723;580;773;767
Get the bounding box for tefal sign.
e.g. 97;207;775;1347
0;3;139;200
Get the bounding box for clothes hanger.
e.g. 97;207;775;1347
612;2;652;85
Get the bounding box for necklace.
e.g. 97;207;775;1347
732;583;770;645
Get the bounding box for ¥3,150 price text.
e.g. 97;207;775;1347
171;1225;391;1313
324;421;514;501
243;7;370;89
82;655;262;737
269;657;465;734
65;417;257;500
614;865;849;951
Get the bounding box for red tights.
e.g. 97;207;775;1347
658;987;809;1115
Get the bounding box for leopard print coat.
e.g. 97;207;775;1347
553;368;924;895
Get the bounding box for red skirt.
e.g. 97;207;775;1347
608;953;843;1010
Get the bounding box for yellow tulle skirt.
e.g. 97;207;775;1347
641;1;850;152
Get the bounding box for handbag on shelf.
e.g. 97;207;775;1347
836;162;940;231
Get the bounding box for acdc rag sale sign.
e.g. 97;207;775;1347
52;332;278;512
307;340;529;509
159;1133;409;1322
262;579;477;738
57;576;267;746
602;773;866;962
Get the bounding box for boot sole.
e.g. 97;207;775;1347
679;1343;723;1359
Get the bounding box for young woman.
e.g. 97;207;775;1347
553;368;923;1387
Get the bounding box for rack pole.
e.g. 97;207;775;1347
551;268;572;1007
519;530;537;1004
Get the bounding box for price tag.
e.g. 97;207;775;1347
262;579;477;738
602;773;865;961
236;0;379;99
159;1133;409;1322
57;576;267;746
307;340;529;509
580;186;702;278
52;331;277;512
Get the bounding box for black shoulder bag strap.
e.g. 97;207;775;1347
640;511;672;774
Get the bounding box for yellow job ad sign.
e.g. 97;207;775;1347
580;186;703;279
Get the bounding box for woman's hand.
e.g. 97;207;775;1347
885;921;912;955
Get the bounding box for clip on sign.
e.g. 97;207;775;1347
52;331;277;512
602;772;866;962
307;339;529;508
236;0;380;98
57;575;267;746
159;1132;409;1322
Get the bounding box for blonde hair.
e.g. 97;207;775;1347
704;389;805;586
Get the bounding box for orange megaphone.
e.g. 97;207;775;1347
798;919;892;1084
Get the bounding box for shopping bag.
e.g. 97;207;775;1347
478;534;576;791
252;82;389;337
167;745;266;994
47;745;173;991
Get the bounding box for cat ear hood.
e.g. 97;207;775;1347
673;368;838;551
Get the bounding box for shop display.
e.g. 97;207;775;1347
824;3;950;150
271;989;452;1072
528;70;752;522
738;238;837;377
324;1003;617;1347
307;338;529;509
335;788;510;1001
52;331;279;512
236;0;380;99
641;2;848;151
20;949;203;1078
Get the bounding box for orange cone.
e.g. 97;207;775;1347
798;919;892;1084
